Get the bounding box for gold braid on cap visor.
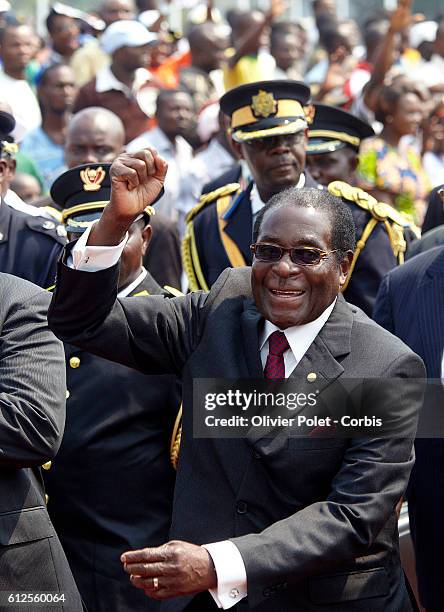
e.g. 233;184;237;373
308;130;361;148
230;99;313;142
61;202;156;224
0;141;18;158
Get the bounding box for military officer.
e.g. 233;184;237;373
305;103;419;315
43;163;181;612
183;80;318;293
0;109;65;287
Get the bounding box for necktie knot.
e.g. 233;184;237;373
267;330;290;357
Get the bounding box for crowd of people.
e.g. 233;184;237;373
0;0;443;611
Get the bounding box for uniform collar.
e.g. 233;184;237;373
118;267;148;298
251;173;306;217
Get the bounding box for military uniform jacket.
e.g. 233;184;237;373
184;180;416;316
183;174;319;291
44;272;181;612
0;200;65;288
49;262;425;612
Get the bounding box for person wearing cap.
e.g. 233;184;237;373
45;6;80;65
183;80;318;292
73;19;163;144
0;110;66;287
62;106;183;290
71;0;136;88
306;103;418;315
44;162;181;612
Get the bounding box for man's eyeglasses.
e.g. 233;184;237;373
250;243;338;266
244;132;304;152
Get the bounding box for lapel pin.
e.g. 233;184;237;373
307;372;317;383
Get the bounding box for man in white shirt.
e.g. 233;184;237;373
127;89;194;222
0;24;41;136
72;19;161;144
48;148;423;612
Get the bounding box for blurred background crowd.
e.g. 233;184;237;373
0;0;442;238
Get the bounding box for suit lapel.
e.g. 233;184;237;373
418;252;444;378
240;299;264;377
245;295;352;449
0;201;11;244
224;186;254;264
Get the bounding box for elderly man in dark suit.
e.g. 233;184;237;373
0;273;82;611
48;149;424;611
374;246;444;612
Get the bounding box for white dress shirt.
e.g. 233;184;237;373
0;71;41;137
127;126;193;223
250;172;306;220
70;229;338;609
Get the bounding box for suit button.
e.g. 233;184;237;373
66;390;70;399
236;500;248;514
69;356;80;369
253;451;260;459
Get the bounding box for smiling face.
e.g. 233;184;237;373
237;131;307;201
251;205;350;328
391;93;423;136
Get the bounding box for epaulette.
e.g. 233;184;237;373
185;183;240;223
327;181;413;228
25;215;67;243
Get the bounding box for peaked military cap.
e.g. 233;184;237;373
51;163;152;234
220;80;312;143
307;103;374;154
0;110;18;158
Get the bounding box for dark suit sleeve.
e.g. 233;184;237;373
232;352;425;608
372;273;395;333
0;289;65;468
48;253;230;376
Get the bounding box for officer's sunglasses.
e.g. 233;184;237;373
250;243;338;266
244;132;304;152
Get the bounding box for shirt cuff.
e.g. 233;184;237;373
202;541;247;609
70;223;129;271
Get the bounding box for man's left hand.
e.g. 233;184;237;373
121;540;217;599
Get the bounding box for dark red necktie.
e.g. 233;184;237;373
264;331;290;381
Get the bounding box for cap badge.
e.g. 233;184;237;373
251;90;277;119
80;166;106;192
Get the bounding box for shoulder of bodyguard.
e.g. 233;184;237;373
25;215;67;244
185;183;241;223
327;180;417;230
